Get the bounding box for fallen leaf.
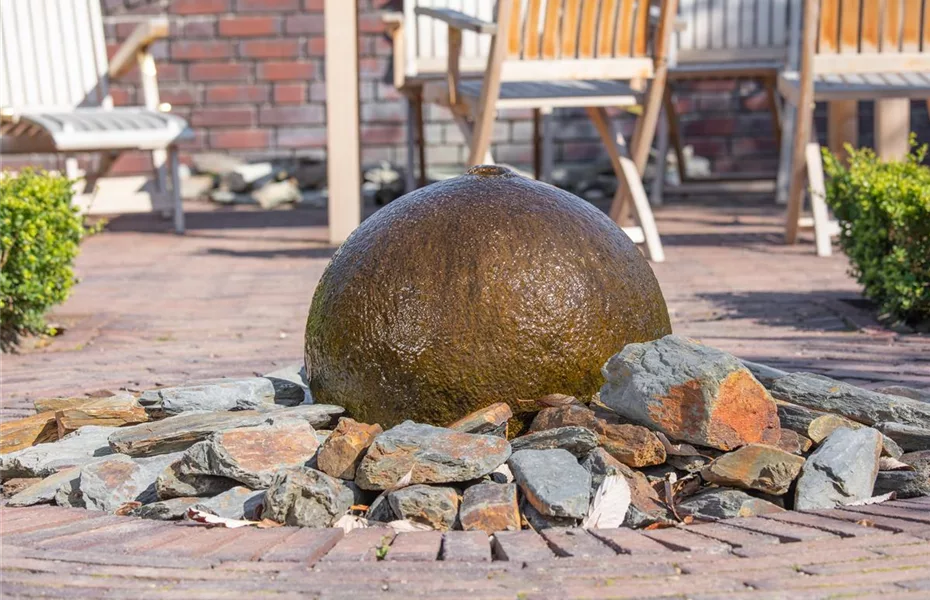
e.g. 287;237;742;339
115;501;141;516
856;519;875;528
583;475;631;529
848;492;896;506
334;514;369;533
255;519;284;529
655;432;705;457
350;504;370;512
185;508;259;528
644;521;676;530
386;469;414;493
879;457;914;471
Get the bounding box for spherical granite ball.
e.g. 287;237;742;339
305;166;671;428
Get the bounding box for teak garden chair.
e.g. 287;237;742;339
653;0;798;204
778;0;930;256
0;0;193;233
417;0;681;263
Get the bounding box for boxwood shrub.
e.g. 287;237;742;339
823;143;930;326
1;169;91;350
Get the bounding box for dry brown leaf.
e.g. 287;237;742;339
115;501;141;516
186;508;258;528
655;432;706;458
255;519;284;529
848;492;896;506
879;457;914;471
856;519;875;528
644;521;676;530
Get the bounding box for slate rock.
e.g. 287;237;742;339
766;429;812;455
388;484;460;530
2;477;42;498
795;427;883;510
0;426;116;479
139;378;278;416
316;418;383;480
192;486;265;520
7;467;81;507
739;360;788;386
448;402;513;437
366;493;397;523
262;467;354;527
55;396;148;437
876;385;930;403
177;420;320;489
582;448;669;525
677;488;785;520
776;400;828;434
355;421;511;491
804;414;903;458
508;449;590;519
131;497;198;520
60;453;180;511
528;404;600;433
0;412;59;454
33;397;95;414
510;426;599;458
873;470;930;499
459;482;520;534
520;499;577;530
700;444;805;495
769;372;930;429
874;422;930;452
108;404;343;457
155;459;238;500
598;422;666;467
263;363;311;404
900;449;930;471
600;335;780;451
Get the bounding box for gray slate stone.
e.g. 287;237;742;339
7;467;81;507
876;385;930;403
873;469;930;499
366;493;397;523
769;373;930;429
131;497;198;520
192;486;265;520
355;421;512;491
155;460;238;500
740;360;788;386
520;499;578;530
60;453;180;511
676;488;785;520
263;363;311;404
510;426;599;458
108;404;343;457
777;401;902;458
600;335;779;450
176;420;320;489
795;427;883;510
508;449;590;519
139;378;290;416
0;426;116;479
874;422;930;452
901;449;930;471
388;484;460;530
262;467;354;527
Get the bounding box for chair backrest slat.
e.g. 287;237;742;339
561;0;582;56
801;0;930;75
405;0;496;77
522;0;543;58
541;0;561;58
615;0;636;55
596;0;619;57
632;0;651;55
577;0;599;58
676;0;797;63
0;0;110;111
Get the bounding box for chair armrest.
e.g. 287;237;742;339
381;11;403;32
414;7;497;35
108;18;169;80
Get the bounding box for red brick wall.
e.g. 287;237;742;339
5;0;928;178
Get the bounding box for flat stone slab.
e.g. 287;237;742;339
107;405;343;457
508;449;590;519
0;426;117;479
795;426;883;510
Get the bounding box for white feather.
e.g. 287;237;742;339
582;475;631;529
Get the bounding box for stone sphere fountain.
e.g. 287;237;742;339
305;165;671;428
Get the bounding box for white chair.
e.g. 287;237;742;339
0;0;193;232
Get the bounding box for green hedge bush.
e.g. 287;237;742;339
1;169;91;350
823;143;930;326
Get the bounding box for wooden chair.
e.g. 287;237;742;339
653;0;798;204
0;0;193;233
778;0;930;256
417;0;681;262
384;1;497;190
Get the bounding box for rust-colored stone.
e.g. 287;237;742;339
763;428;812;455
701;444;806;495
459;482;521;534
448;402;513;437
597;423;667;468
316;417;383;480
33;397;94;414
528;404;600;433
709;371;781;448
55;396;149;437
0;412;58;454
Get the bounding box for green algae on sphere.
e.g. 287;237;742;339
305;165;672;428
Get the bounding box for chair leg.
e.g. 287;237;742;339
663;86;687;183
786;98;815;244
586;107;665;263
533;109;542;180
168;147;185;234
413;91;427;187
541;109;554;183
764;75;783;149
775;104;796;206
453;115;494;165
805;135;832;257
650;109;669;207
405;96;417;192
152;148;171;218
467;102;497;167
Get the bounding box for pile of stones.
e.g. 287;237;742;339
2;335;928;533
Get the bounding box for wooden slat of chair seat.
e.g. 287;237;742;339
778;71;930;103
457;79;641;107
668;60;785;79
12;108;192;152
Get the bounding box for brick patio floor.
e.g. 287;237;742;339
3;196;928;422
2;197;930;598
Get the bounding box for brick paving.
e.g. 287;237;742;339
3;196;928;422
2;197;930;598
2;498;930;598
